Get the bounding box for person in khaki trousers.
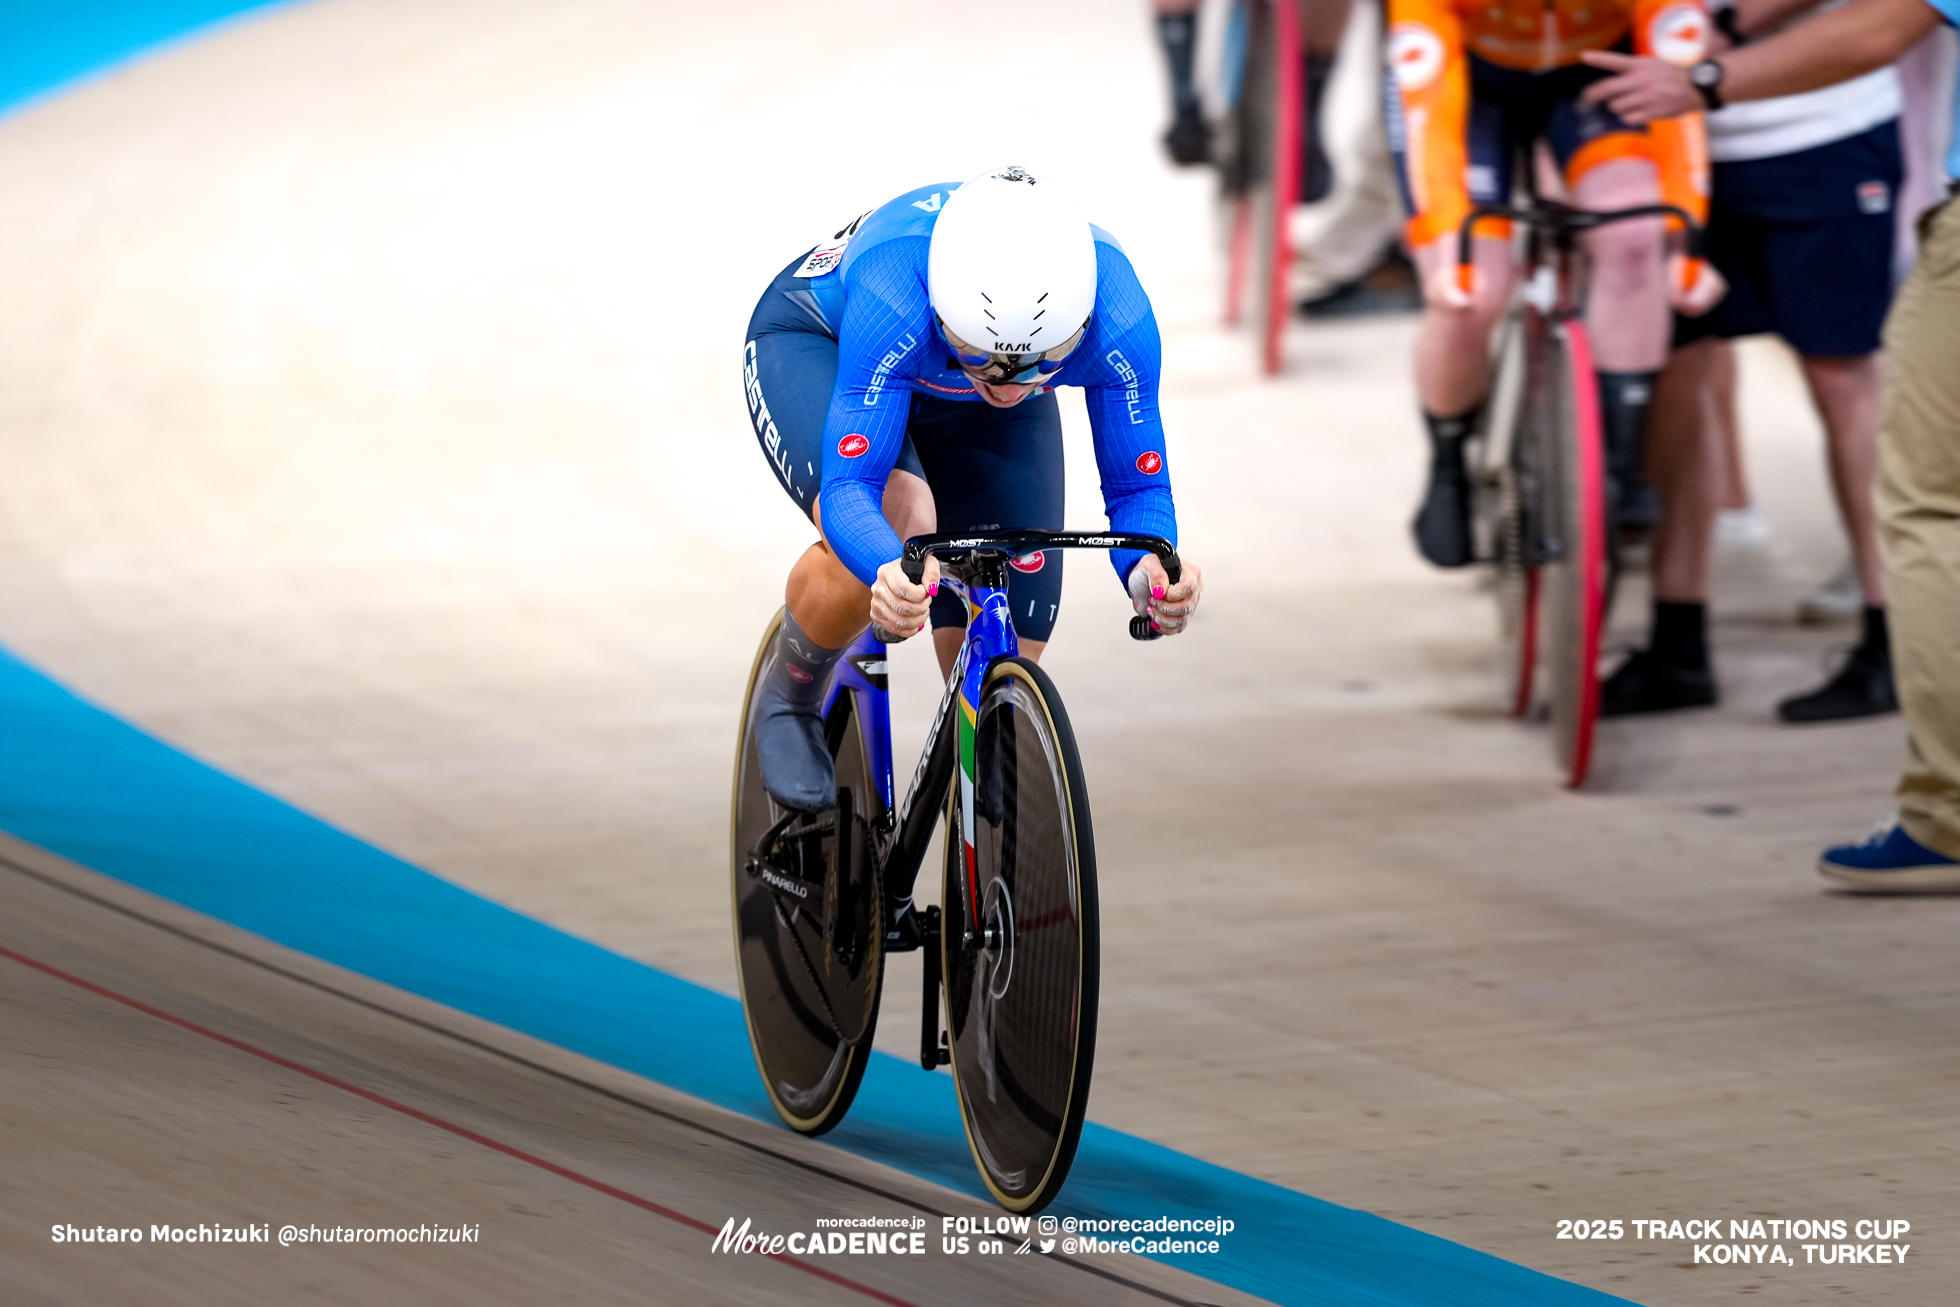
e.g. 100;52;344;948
1868;198;1960;887
1582;0;1960;890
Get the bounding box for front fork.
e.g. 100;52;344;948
859;579;1018;1073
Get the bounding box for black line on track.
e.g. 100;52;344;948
0;852;1222;1307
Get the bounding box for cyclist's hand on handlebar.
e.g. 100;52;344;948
870;555;941;639
1668;254;1726;317
1128;554;1203;636
1411;238;1477;310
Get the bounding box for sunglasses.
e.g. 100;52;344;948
939;316;1089;385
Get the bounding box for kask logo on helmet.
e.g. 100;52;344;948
838;433;870;458
1135;450;1162;475
1009;552;1046;574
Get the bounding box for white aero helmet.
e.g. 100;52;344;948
927;166;1097;384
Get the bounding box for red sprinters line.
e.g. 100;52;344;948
0;944;918;1307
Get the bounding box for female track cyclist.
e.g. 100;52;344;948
742;166;1205;811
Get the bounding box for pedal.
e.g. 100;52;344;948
936;1033;950;1067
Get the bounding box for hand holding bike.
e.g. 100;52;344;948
1127;553;1204;636
870;555;941;639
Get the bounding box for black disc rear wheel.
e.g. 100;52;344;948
941;657;1098;1213
731;610;884;1134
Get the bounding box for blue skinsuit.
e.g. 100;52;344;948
745;182;1179;604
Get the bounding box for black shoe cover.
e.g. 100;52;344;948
1777;646;1897;723
756;616;842;811
1600;648;1717;717
1164;102;1211;166
756;682;835;812
1412;464;1473;567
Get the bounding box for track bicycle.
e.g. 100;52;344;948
731;529;1180;1212
1456;195;1703;788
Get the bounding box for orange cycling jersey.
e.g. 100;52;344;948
1389;0;1712;247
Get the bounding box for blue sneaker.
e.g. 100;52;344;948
1818;817;1960;893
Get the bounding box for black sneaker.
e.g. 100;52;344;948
1777;645;1897;723
1412;457;1473;567
1163;102;1211;166
1600;647;1717;717
1299;247;1422;319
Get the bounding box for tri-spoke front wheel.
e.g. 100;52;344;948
940;657;1098;1213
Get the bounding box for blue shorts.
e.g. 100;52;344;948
1462;54;1643;208
745;254;1067;641
1674;121;1901;357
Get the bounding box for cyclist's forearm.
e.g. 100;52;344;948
1719;0;1940;100
817;481;902;587
1103;487;1178;583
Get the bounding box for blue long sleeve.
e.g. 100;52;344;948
803;188;1180;590
817;238;934;585
1072;243;1178;582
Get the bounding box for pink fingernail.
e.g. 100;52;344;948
928;583;939;596
1152;585;1165;600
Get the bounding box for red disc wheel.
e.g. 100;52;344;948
1217;1;1301;372
1251;0;1300;374
1540;321;1607;787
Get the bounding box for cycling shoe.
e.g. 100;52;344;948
1412;463;1473;567
757;615;843;811
1163;102;1211;166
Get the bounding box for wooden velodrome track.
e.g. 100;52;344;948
1;2;1956;1304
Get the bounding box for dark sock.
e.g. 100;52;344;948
777;610;842;705
1650;600;1708;671
1860;605;1889;658
1304;52;1335;115
1595;370;1658;487
1156;13;1199;111
1424;406;1479;464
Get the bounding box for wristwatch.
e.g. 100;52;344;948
1688;58;1726;110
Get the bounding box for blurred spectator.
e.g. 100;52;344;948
1587;0;1960;889
1151;0;1351;192
1602;0;1903;724
1154;0;1212;164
